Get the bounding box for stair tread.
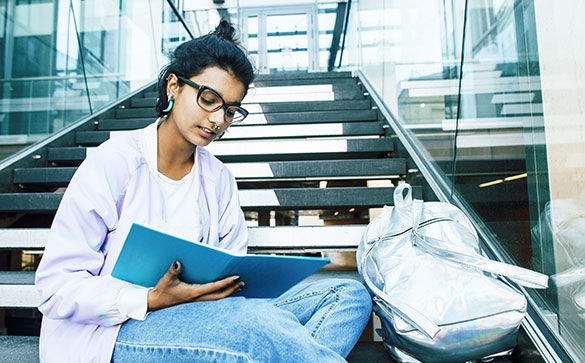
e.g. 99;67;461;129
0;270;362;286
14;159;406;185
76;122;384;145
0;271;35;285
1;225;369;250
0;270;362;309
253;71;353;81
0;337;389;363
130;96;371;115
0;186;419;212
47;138;394;163
100;110;378;129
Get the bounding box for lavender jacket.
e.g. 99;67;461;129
34;122;248;362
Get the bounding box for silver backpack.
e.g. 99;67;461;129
357;184;549;362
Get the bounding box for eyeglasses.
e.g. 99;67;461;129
178;76;248;124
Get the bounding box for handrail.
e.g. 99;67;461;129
0;73;125;83
70;0;92;114
165;0;195;40
336;0;352;69
0;80;156;173
356;68;568;363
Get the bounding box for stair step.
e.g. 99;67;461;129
206;138;393;162
253;71;353;81
102;110;377;129
77;122;384;145
252;78;357;87
0;337;393;363
0;336;40;363
0;228;49;249
129;99;371;113
0;335;390;363
0;271;35;285
0;273;39;308
121;94;365;118
139;84;364;105
13;167;76;186
0;270;362;311
139;73;354;99
14;159;405;186
48;138;394;163
0;225;368;250
0;186;418;213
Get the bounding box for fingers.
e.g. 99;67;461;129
168;260;181;275
161;260;181;281
196;280;245;301
195;275;242;297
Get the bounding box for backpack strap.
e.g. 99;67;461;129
360;243;440;339
412;219;549;289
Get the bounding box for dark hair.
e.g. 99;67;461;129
155;20;255;117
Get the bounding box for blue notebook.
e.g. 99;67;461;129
111;223;330;298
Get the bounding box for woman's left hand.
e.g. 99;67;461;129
147;260;243;311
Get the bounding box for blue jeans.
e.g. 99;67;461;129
112;279;372;362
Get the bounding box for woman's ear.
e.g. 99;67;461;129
166;73;180;97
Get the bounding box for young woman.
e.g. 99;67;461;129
35;21;372;362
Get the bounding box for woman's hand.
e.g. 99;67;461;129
147;261;244;312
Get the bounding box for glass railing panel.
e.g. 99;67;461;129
0;0;197;161
454;0;585;358
344;0;585;359
0;0;93;158
350;0;462;169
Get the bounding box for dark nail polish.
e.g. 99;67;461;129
173;261;179;270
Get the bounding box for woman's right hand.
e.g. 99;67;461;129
147;261;244;312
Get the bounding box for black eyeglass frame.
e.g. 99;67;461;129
177;76;248;124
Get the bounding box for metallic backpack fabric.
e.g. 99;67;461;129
356;183;549;363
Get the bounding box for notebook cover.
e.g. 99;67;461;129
111;223;330;298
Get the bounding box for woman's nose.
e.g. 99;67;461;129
209;108;226;128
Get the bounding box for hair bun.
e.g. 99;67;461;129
213;20;237;42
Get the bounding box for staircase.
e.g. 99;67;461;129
0;71;423;362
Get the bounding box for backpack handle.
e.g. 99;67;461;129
412;218;549;289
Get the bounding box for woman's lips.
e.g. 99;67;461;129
198;126;216;139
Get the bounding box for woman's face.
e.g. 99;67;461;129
166;66;246;147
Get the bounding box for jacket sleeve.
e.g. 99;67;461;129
35;145;135;326
217;168;249;255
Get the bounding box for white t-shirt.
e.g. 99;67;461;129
157;152;203;243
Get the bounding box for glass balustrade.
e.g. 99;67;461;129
342;0;585;360
0;0;193;161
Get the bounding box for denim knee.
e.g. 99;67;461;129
340;279;372;313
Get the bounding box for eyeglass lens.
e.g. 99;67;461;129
198;88;246;123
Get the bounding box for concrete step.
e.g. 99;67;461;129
0;337;392;363
102;109;377;128
13;159;406;187
0;186;418;213
0;269;363;309
252;77;357;87
0;225;369;251
76;122;384;145
139;84;364;106
47;138;394;163
253;71;353;81
130;98;371;113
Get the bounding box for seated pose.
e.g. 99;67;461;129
35;21;372;363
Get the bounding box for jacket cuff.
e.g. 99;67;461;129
117;285;151;321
